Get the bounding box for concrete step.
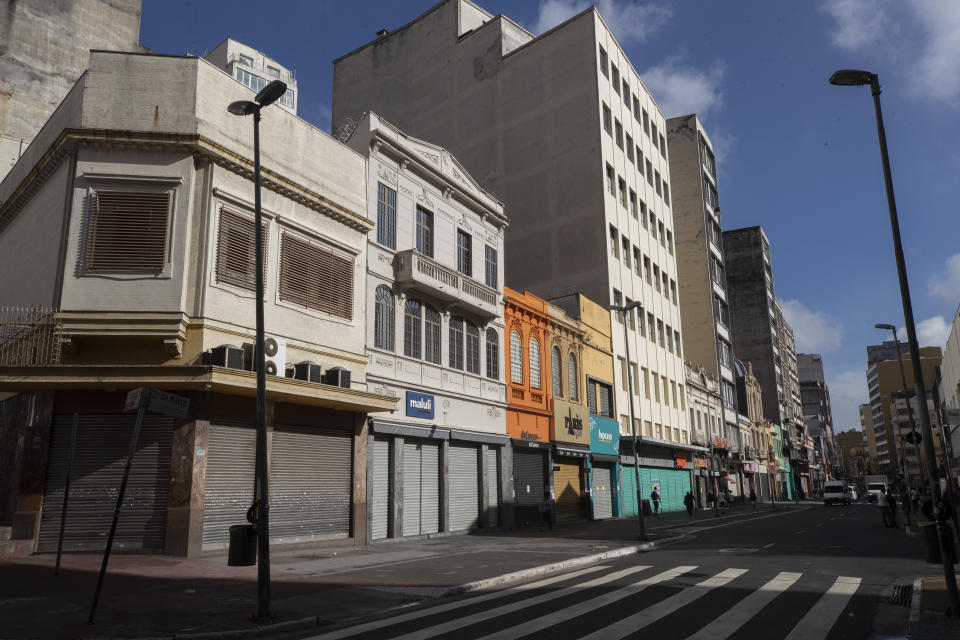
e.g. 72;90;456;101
0;538;34;557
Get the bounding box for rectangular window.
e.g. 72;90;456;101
449;318;464;370
663;181;670;206
633;95;641;122
653;265;661;291
629;190;637;218
415;206;433;256
666;325;673;353
637;147;644;175
642;109;650;135
631;363;640;395
666;230;673;254
626;135;634;163
599;46;608;77
625;297;635;329
679;384;685;411
655;170;662;196
466;325;480;375
644;256;651;284
653;372;661;402
638;305;646;337
657;320;665;347
87;190;171;273
266;65;280;78
659;221;666;247
675;330;682;357
235;68;266;92
662;271;669;294
645;420;653;437
238;53;254;66
618;177;627;207
457;229;472;276
621;236;630;267
660;133;667;158
663;376;670;405
619;357;627;391
640;200;648;228
646;160;654;186
642;367;650;398
613;289;623;323
485;245;497;288
633;247;641;276
603;103;612;135
615;119;623;148
606;163;615;194
424;307;441;364
215;208;267;291
670;279;677;304
609;225;619;257
622;80;630;106
376;183;397;248
612;64;620;92
651;122;659;145
647;312;654;339
723;381;737;409
279;232;354;319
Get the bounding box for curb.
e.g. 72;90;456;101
84;616;322;640
435;533;687;598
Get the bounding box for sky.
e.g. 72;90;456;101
141;0;960;432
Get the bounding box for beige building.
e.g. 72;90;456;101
859;403;879;473
684;362;723;506
204;38;298;115
331;0;688;449
0;51;396;557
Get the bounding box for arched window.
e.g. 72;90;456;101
424;305;441;364
567;353;578;401
552;346;563;397
403;299;421;359
529;337;541;389
486;328;499;379
449;315;464;370
374;286;394;351
466;322;480;375
510;330;522;383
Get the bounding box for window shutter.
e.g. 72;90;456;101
215;209;268;291
87;190;170;272
278;232;354;319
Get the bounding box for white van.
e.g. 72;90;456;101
823;481;850;506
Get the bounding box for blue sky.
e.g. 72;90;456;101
141;0;960;432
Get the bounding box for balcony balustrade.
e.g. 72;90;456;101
395;249;499;319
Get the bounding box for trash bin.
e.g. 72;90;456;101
228;524;257;566
641;499;652;517
919;521;956;564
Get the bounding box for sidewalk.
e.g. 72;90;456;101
0;506;794;640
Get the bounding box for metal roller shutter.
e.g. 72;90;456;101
270;425;353;542
371;437;390;540
448;444;479;531
513;448;544;526
592;462;613;519
486;447;500;528
402;440;439;536
202;421;256;551
554;459;582;521
38;413;173;553
622;465;638;517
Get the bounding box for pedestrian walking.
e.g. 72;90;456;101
724;489;733;509
749;490;757;511
650;487;661;515
684;491;695;516
878;489;890;526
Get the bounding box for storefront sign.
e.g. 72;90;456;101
405;391;435;419
551;399;590;446
589;416;620;456
743;462;757;473
694;457;708;469
675;455;687;468
713;435;728;449
124;387;189;418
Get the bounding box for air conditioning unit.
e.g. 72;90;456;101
243;337;287;376
209;344;244;369
293;361;323;383
323;366;351;389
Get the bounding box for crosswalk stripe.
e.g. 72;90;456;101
476;565;697;640
306;564;608;640
784;576;861;640
684;571;802;640
389;564;655;640
579;568;749;640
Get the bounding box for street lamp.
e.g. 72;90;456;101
831;69;958;617
610;301;648;541
227;79;287;621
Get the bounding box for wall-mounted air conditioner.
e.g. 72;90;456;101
243;336;287;376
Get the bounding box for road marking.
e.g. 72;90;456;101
685;571;802;640
784;576;862;640
796;529;806;534
391;564;655;640
817;523;824;527
475;566;696;640
307;564;608;639
719;548;758;553
762;542;776;549
579;568;749;640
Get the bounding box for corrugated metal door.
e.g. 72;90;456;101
622;465;638;517
486;447;500;527
371;437;390;540
402;440;439;536
270;425;352;542
554;459;582;521
448;444;479;531
513;448;544;526
38;414;173;553
202;420;256;551
592;462;613;519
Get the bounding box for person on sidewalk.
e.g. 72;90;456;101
749;490;757;511
684;491;695;516
878;489;891;527
725;489;733;509
651;487;661;515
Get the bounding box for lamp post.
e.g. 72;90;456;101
831;69;958;617
227;79;287;621
610;301;647;541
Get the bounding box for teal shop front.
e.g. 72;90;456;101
588;417;621;520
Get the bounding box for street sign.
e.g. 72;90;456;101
124;387;189;419
946;408;960;427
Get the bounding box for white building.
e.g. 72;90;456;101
344;112;509;540
205;38;297;115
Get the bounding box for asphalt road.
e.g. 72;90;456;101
304;502;927;639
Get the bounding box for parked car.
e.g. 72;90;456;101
823;481;850;506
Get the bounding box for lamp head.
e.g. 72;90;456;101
228;100;257;116
255;80;287;108
875;323;896;331
829;69;874;87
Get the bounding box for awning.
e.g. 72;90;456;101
624;435;709;453
554;443;590;458
370;417;449;440
591;453;621;463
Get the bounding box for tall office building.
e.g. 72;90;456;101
798;354;837;485
332;0;688;445
204;39;298;115
859;402;878;472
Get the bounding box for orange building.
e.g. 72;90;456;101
504;288;552;526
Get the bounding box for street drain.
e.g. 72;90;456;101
891;583;913;607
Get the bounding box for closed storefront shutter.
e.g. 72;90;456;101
553;459;582;521
513;448;544;526
202;420;256;551
402;440;439;536
486;447;500;528
448;444;479;531
592;462;613;519
39;414;173;553
621;465;638;517
270;425;353;542
371;437;390;540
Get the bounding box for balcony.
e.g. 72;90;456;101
227;53;296;84
0;306;62;365
395;250;500;319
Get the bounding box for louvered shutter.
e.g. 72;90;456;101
279;232;354;319
215;209;268;291
486;447;500;527
592;462;613;519
448;444;479;531
87;191;170;272
371;438;390;539
201;420;256;551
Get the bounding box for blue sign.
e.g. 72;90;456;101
406;391;435;419
589;416;620;456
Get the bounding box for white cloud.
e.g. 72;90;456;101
896;315;950;347
905;0;960;101
532;0;671;44
824;0;896;50
779;299;845;353
929;252;960;302
824;368;870;430
639;56;725;119
706;128;736;165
